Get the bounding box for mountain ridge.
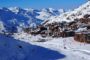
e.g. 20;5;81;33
0;7;63;33
0;1;90;33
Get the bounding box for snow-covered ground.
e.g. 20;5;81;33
0;32;90;60
0;34;65;60
9;32;90;60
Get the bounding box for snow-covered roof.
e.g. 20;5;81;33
75;27;87;32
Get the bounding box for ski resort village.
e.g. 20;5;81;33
0;0;90;60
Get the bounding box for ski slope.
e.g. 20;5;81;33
12;32;90;60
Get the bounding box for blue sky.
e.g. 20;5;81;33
0;0;87;10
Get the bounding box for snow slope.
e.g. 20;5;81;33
47;1;90;23
12;32;90;60
0;34;65;60
0;31;90;60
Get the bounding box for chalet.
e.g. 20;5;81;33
65;31;75;37
84;14;90;18
74;32;90;43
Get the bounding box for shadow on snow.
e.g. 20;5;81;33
0;34;66;60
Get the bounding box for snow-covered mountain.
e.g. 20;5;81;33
0;7;62;33
47;1;90;23
0;1;90;33
36;8;64;20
